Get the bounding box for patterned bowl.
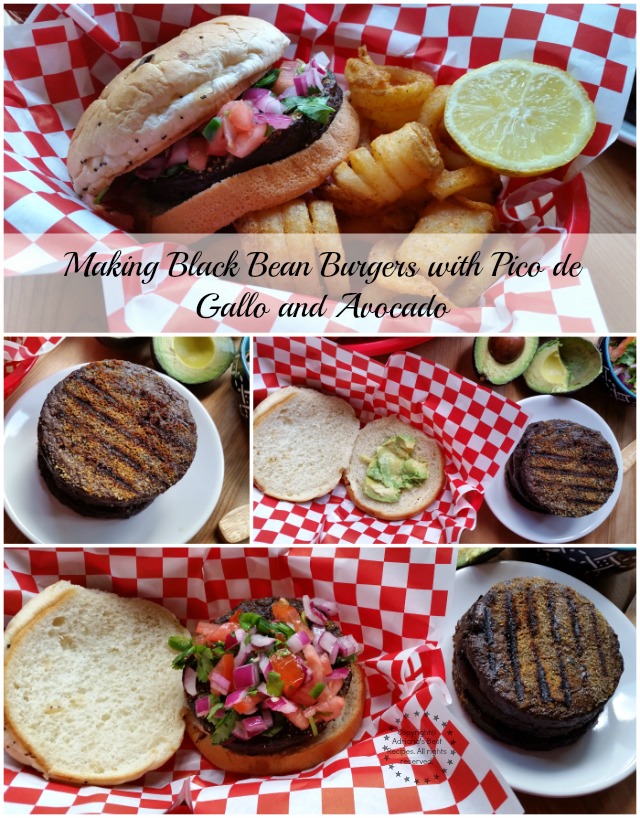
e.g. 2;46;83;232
598;337;636;405
231;337;250;421
529;548;636;579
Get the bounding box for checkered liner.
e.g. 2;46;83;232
3;547;522;814
4;4;635;333
253;337;528;544
4;336;62;366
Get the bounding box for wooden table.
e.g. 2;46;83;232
479;549;636;815
372;337;636;544
3;140;634;332
4;337;249;544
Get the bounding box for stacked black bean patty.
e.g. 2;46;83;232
37;360;197;518
506;419;618;517
453;578;624;750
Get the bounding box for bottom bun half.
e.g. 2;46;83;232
186;663;366;775
149;98;360;234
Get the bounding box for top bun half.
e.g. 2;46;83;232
67;16;290;203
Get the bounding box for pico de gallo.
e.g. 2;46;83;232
169;596;362;749
608;337;636;394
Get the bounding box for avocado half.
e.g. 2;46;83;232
152;337;236;385
473;337;539;385
524;338;602;394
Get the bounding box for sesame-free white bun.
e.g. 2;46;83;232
4;581;189;785
253;386;360;502
68;16;290;203
344;416;446;520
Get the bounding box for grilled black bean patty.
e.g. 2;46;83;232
37;360;197;516
452;578;623;750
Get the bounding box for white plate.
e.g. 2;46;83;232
4;365;224;544
443;560;636;797
485;396;623;543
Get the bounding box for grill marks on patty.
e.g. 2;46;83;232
453;578;624;749
38;360;197;513
506;420;618;517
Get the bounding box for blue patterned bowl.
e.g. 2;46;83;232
598;337;636;405
231;337;250;421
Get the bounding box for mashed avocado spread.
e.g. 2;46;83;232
361;434;429;503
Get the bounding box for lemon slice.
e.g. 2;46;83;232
444;59;597;176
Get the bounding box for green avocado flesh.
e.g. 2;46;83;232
362;434;429;503
152;336;235;385
473;337;539;385
524;338;602;394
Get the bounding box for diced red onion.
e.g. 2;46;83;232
232;720;250;740
257;682;269;697
278;85;298;100
225;687;249;709
208;670;231;696
313;598;338;617
251;634;276;649
303;594;326;625
224;630;240;650
325;667;350;681
243;714;269;737
134;152;167;179
168;137;189;166
258;656;272;679
253;111;293;130
310;52;330;73
233;662;259;690
337;634;361;656
234;637;253;667
262;696;298;715
318;630;338;657
183;666;197;697
195;696;211;717
242;87;271;103
260;708;274;730
286;630;311;654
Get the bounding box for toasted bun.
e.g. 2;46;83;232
187;663;365;775
68;16;290;203
4;581;189;785
253;386;360;502
149;97;360;233
344;416;446;520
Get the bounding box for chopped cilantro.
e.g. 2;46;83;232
281;94;335;125
210;710;238;745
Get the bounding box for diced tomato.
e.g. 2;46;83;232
272;59;304;96
195;621;236;645
212;652;235;688
207;122;228;156
272;599;302;625
187;137;209;171
271;600;313;638
302;643;325;684
228;123;268;158
230;691;263;715
314;694;345;723
226;100;255;132
326;678;343;697
283;706;310;731
270;650;305;696
289;682;321;708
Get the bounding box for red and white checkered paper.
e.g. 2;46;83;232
4;4;635;333
253;337;528;544
3;547;522;814
3;335;63;398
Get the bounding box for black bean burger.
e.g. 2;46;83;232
170;596;365;775
453;577;624;750
37;359;197;518
66;15;360;232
